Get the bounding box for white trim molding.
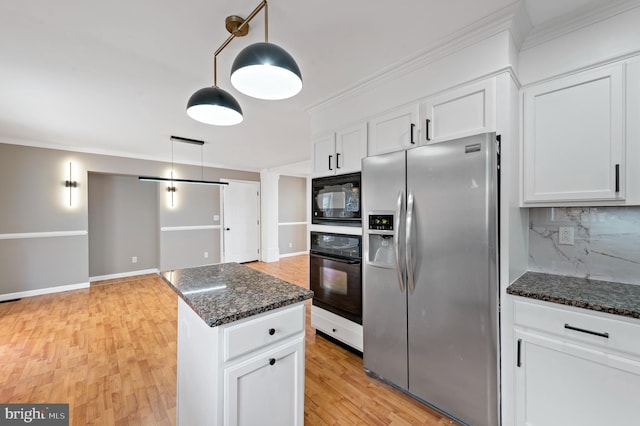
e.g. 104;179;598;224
0;282;90;302
90;269;160;282
279;251;308;259
278;222;308;226
0;230;88;240
521;0;640;50
160;225;222;232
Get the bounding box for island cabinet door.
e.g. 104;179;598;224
223;337;305;426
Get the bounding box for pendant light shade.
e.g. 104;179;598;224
230;42;302;100
186;86;243;126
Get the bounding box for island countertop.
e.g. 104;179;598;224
507;271;640;319
161;262;313;327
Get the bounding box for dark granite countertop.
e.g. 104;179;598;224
161;263;313;327
507;271;640;319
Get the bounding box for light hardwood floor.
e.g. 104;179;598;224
1;255;458;425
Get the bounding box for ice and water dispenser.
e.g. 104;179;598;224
366;212;395;268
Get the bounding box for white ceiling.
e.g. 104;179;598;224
0;0;602;172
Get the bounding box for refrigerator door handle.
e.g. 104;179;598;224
394;190;406;293
405;190;416;294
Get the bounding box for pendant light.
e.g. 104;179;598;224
138;136;229;186
230;2;302;100
186;57;243;126
186;1;302;126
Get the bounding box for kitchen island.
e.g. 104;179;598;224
162;263;313;426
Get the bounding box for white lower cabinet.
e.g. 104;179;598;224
177;299;306;426
513;299;640;426
224;338;304;426
311;305;363;352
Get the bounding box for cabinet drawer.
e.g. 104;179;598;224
514;299;640;357
311;305;363;351
223;303;305;362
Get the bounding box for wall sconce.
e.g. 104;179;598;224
64;161;78;207
186;0;302;126
167;171;177;208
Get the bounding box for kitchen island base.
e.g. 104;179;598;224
177;298;306;426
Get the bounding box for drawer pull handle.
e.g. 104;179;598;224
269;358;276;366
268;328;276;336
564;323;609;339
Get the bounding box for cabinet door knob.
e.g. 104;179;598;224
332;328;337;333
225;227;231;231
269;358;276;366
268;328;276;336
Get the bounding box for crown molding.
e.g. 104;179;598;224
521;0;640;50
0;135;261;173
307;2;524;113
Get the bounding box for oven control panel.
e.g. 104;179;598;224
369;214;393;231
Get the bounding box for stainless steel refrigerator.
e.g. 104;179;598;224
362;132;499;426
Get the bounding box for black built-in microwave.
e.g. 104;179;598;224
311;172;361;226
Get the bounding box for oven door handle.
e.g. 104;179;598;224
310;252;361;265
394;190;406;293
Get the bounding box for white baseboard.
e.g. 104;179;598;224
0;282;90;302
89;269;159;282
279;251;309;258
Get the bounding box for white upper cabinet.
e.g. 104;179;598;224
368;104;419;156
336;122;367;174
626;56;640;204
522;63;625;204
422;79;496;144
313;134;336;176
312;123;367;177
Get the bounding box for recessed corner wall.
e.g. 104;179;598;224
88;173;158;278
278;176;308;256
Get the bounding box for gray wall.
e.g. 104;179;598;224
88;174;158;277
529;207;640;285
278;176;307;255
159;182;222;271
0;142;258;297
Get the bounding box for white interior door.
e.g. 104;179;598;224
223;180;260;263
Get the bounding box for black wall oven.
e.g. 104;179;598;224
311;172;361;226
309;232;362;324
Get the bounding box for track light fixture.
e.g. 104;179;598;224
186;1;302;126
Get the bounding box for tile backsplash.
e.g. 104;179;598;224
529;207;640;285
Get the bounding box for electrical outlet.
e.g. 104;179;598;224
213;215;219;222
559;227;574;245
204;251;209;259
132;256;138;264
288;242;293;248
